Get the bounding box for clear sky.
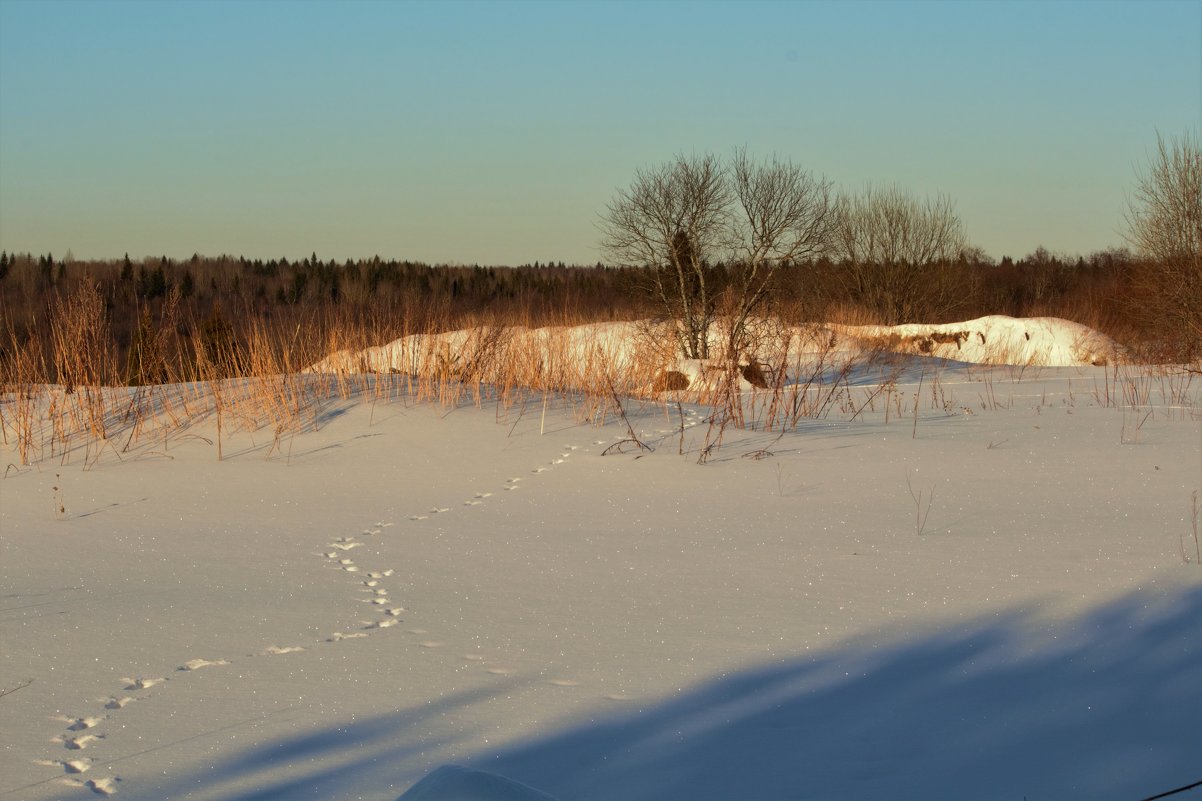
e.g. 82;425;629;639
1;0;1198;265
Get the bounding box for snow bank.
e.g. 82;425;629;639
306;322;668;379
307;317;1122;397
830;315;1122;367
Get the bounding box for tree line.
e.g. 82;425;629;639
0;241;1180;386
599;134;1199;362
1;132;1198;385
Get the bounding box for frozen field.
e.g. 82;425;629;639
2;336;1201;800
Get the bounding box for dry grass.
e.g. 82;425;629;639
4;283;1200;469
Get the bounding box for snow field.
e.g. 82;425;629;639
2;334;1200;800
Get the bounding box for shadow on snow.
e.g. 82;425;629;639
128;585;1202;801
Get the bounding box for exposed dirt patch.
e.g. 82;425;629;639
652;370;691;392
741;362;769;388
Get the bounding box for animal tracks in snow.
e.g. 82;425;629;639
41;652;227;796
33;425;603;799
37;713;121;798
35;431;604;797
337;437;601;689
36;517;409;797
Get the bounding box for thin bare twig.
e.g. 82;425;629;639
0;678;33;700
906;471;935;536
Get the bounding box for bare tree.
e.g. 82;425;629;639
1124;132;1202;357
832;185;967;324
601;151;833;360
725;148;834;357
600;154;729;359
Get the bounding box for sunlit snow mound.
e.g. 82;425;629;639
830;315;1121;367
397;765;560;801
307;315;1122;383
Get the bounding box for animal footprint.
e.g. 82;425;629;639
122;677;164;690
67;717;103;731
329;541;361;551
462;654;486;662
327;632;368;642
104;697;133;710
418;641;445;649
409;515;429;521
475;492;493;498
260;645;305;655
365;619;398;629
384;607;405;616
549;679;580;687
85;776;119;796
376;522;394;528
64;734;102;750
179;658;228;671
431;507;450;514
35;757;93;774
464;500;482;506
533;467;548;473
486;667;514;676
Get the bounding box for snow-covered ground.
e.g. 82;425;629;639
2;320;1200;801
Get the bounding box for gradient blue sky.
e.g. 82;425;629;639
1;0;1198;265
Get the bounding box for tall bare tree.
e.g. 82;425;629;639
601;151;833;359
725;148;834;357
832;185;967;324
600;154;729;358
1124;132;1202;357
